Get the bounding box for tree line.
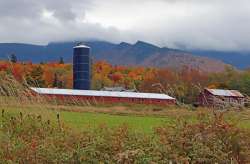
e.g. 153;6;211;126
0;59;249;104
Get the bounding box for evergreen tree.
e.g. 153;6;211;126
57;80;64;88
10;54;17;63
52;73;65;88
53;73;59;88
59;57;64;64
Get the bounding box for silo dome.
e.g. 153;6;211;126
73;43;91;90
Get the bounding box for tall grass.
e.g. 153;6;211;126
0;74;99;110
0;74;181;115
0;110;250;163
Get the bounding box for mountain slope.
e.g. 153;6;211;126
0;41;230;72
143;51;227;72
190;50;250;69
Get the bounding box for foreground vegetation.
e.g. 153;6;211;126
1;107;250;163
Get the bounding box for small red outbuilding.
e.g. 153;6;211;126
197;88;245;108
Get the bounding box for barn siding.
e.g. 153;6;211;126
198;89;245;108
39;94;176;106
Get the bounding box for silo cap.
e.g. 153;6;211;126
73;43;90;49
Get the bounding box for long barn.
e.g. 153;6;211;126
31;87;176;106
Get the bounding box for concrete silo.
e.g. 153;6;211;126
73;43;91;90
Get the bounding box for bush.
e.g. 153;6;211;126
155;112;250;163
0;110;250;163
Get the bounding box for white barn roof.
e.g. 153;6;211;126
30;88;175;100
206;88;244;97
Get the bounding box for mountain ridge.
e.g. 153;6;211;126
0;40;247;72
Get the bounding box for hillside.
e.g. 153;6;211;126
0;41;229;72
190;50;250;69
142;51;226;72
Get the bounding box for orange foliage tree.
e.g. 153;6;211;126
1;59;248;104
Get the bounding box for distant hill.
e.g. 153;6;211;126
89;41;228;72
189;50;250;69
0;41;116;63
0;41;237;72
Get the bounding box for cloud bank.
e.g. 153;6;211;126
0;0;250;51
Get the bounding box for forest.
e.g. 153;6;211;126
0;57;249;104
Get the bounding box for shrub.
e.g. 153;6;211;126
0;111;250;163
155;112;250;163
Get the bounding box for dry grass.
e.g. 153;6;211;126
1;109;250;163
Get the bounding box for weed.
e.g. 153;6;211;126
0;111;250;163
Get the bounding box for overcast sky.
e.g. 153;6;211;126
0;0;250;51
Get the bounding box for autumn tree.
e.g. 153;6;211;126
11;64;24;82
52;73;65;88
109;72;124;85
26;66;45;87
0;62;8;72
53;73;59;88
0;59;249;104
92;61;113;89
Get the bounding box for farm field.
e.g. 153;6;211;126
2;103;250;133
2;107;171;133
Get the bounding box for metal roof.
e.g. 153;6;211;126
73;44;90;49
101;87;126;92
206;88;244;97
31;88;175;100
101;86;136;92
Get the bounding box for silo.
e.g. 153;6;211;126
73;43;91;90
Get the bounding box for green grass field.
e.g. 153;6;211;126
1;105;176;133
61;112;173;133
2;104;250;133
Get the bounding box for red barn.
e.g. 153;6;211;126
198;88;245;108
31;87;176;106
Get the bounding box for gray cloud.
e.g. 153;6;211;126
0;0;125;44
0;0;90;20
0;0;250;51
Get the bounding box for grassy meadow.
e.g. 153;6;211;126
1;105;174;134
2;101;250;133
